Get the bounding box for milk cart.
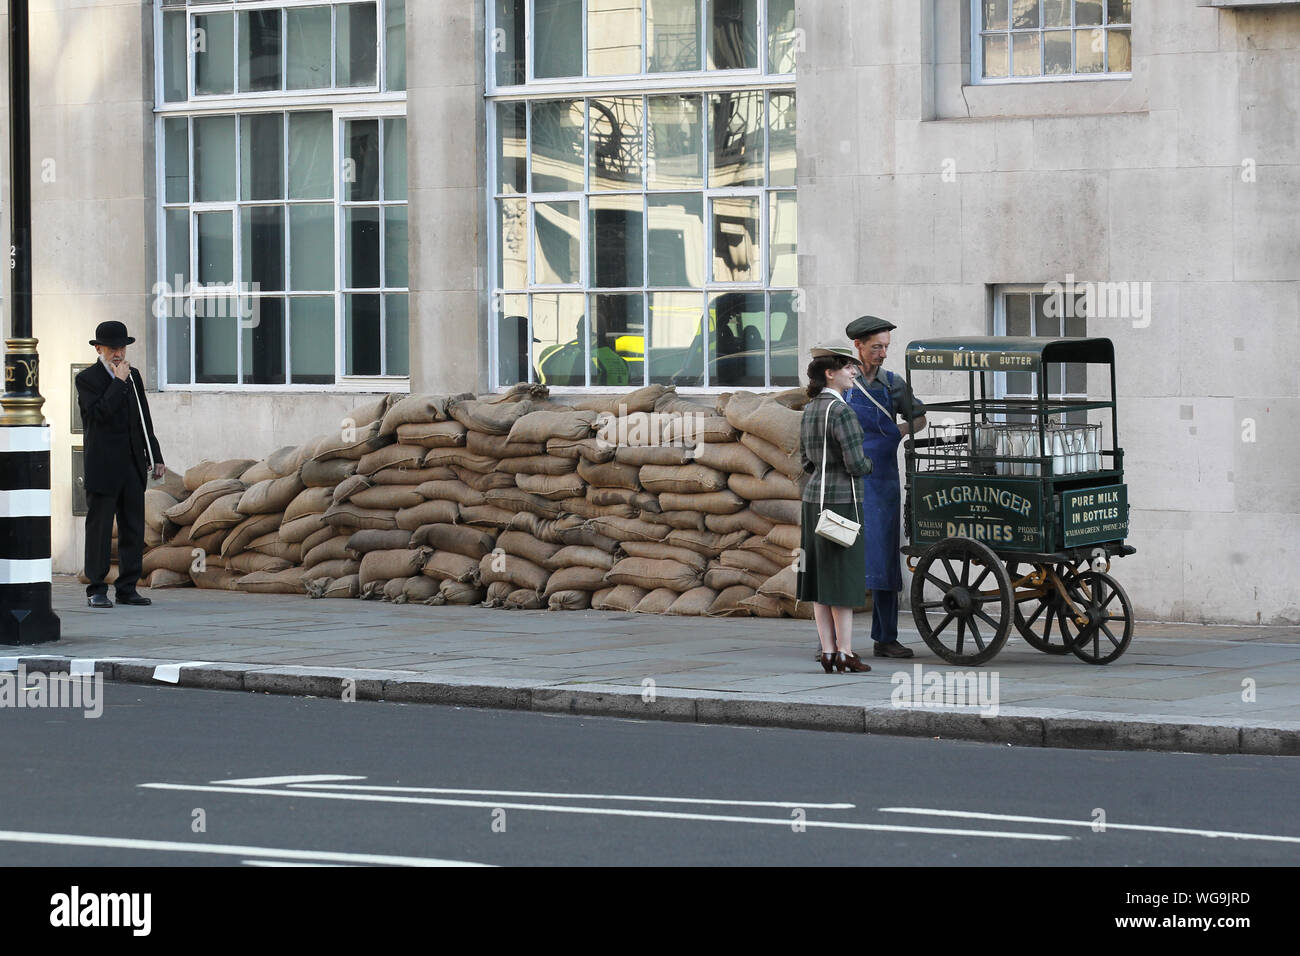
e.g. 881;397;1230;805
901;337;1134;666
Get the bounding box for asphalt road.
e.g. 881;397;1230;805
0;679;1297;867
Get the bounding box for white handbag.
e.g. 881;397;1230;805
814;394;862;548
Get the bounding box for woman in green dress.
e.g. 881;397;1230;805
797;347;874;673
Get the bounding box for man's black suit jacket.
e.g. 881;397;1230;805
75;361;164;495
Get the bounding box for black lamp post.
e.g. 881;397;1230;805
1;0;59;644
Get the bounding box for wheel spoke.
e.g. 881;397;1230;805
1025;601;1048;627
961;558;971;587
1041;605;1055;638
974;606;1000;631
1101;588;1119;609
924;571;950;592
931;612;954;638
941;558;958;586
955;617;965;653
967;616;986;651
970;566;991;591
1099;623;1120;648
920;600;947;609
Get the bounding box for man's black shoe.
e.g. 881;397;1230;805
88;594;113;609
115;593;152;606
873;641;914;659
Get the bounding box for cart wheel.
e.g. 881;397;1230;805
1066;571;1134;665
910;537;1013;666
1006;562;1080;655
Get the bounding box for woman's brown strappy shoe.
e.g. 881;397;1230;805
835;652;872;673
819;652;837;674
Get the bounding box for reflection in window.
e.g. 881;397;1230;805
709;91;763;188
590;98;644;190
591;293;644;385
648;95;702;190
709;0;758;70
711;196;758;283
648;0;700;73
535;200;582;284
648;292;705;386
532;292;587;386
590;194;644;288
648;194;704;287
589;0;643;76
531;100;585;193
977;0;1131;80
709;291;765;386
535;0;584;78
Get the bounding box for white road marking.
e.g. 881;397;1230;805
140;783;1070;842
215;774;366;787
880;807;1300;845
152;662;211;684
242;860;353;867
290;782;855;810
70;659;97;676
0;829;489;866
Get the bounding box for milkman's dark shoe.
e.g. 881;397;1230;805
115;592;152;606
873;641;914;659
87;594;113;609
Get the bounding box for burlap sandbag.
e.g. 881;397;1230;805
350;484;425;510
239;461;278;485
613;444;692;467
143;546;199;576
184;460;255;492
595;411;672;448
592;584;647;611
722;548;785;579
547;436;617;463
371;465;457;485
398;575;440;604
516;472;585;501
479;552;549;593
639;463;728;495
237;473;305;516
665;528;748;559
619;540;708;573
345;395;393;428
345;529;413;557
145;490;179;532
309;558;361;581
650;510;706;531
726;393;802;456
397;420;467;448
497;530;563;567
267;442;315;477
321;574;361;599
415;525;495;560
504;587;545;610
395;500;459;531
359;548;431;587
381;576;412;601
691;441;771;478
154;467;188;500
575;458;641;490
704;565;765;591
303;533;353;570
585;515;670;543
440;579;485;605
543;566;608;598
751;498;801;525
558;497;623;520
237;568;308;594
191;527;230;556
728;593;777;618
221;511;285;556
228;551;291;574
658;490;746;515
145;568;192;589
758;566;798;602
727;472;802;501
665;586;718;616
332;474;373;505
573;384;669;414
448;398;537;435
301;457;359;487
781;597;815;620
544;545;614;572
165;478;244;526
507;409;599;444
742;535;795;569
322;503;398;532
483;488;567;520
300;524;337;556
549;522;618;554
482;580;514;607
379;394;452;435
740;432;804;481
495;454;578;477
456;505;518;528
191;567;243;590
421;448;499;473
606;557;702;592
247;534;301;563
661;414;739;445
477;383;542;405
282;512;332;542
632;588;679;614
548;589;592;611
310;421;387;462
707;585;756;617
192;492;246;539
705;510;775;536
466;431;546;459
357;443;425;477
416;480;484;507
422;550;481;584
769;387;812;411
284;486;335;522
452;466;516;492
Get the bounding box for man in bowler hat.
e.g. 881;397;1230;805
76;321;165;608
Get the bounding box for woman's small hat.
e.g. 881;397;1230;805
89;321;135;348
809;344;863;365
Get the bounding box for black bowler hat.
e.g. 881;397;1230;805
845;315;896;340
89;321;135;348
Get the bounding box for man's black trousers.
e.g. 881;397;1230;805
84;468;146;598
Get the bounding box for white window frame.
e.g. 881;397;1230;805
992;284;1090;421
970;0;1132;85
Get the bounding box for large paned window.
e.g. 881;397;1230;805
490;0;799;390
995;286;1088;424
973;0;1131;82
155;0;408;387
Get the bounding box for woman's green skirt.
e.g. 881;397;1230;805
796;500;867;608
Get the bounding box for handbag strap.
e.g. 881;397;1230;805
819;392;859;520
129;373;155;472
853;374;893;421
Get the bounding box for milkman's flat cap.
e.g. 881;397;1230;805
845;315;896;340
809;344;862;365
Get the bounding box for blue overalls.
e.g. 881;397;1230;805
846;370;903;644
